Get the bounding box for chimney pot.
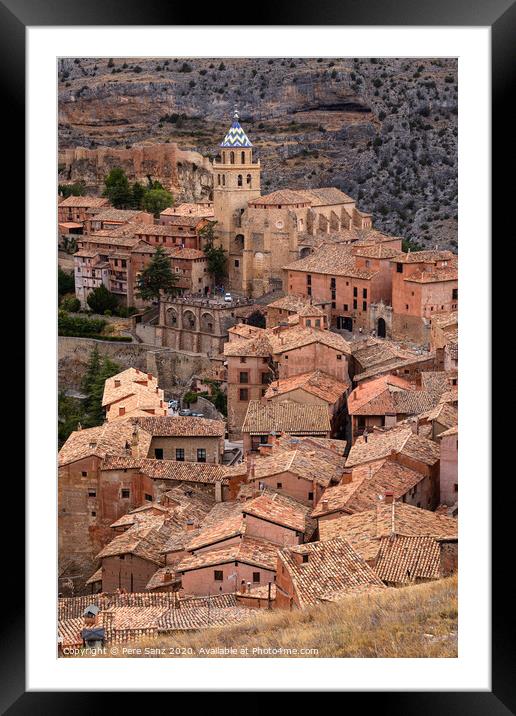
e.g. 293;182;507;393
384;491;394;504
321;499;329;511
342;473;352;484
163;569;173;583
114;379;121;388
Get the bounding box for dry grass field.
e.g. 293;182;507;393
114;575;457;659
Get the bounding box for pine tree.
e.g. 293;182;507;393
136;246;178;308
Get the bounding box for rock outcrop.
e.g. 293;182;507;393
58;57;457;249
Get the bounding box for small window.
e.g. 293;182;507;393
302;554;309;563
396;263;403;273
214;570;223;581
239;388;249;401
176;449;185;462
239;371;249;384
145;494;153;502
121;489;130;499
336;354;342;361
353;287;358;297
363;301;367;311
197;449;206;463
119;555;125;560
81;471;88;477
452;288;458;300
235;260;240;267
277;482;283;489
343;304;348;312
363;288;367;298
91;511;96;517
154;448;164;460
88;489;96;498
308;491;314;501
252;572;261;583
353;300;357;310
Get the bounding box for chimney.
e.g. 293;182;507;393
384;491;394;504
163;569;173;583
321;499;329;512
147;373;153;381
186;519;195;531
114;379;121;388
130;427;139;458
342;473;352;484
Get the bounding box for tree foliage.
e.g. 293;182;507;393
200;222;227;282
58;182;86;198
136;245;178;304
102;167;133;209
58;267;75;298
142;187;174;217
101;168;174;213
86;284;119;315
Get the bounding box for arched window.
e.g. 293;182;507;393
237;175;243;187
222;174;226;186
246;174;252;186
217;174;221;186
230;151;235;164
241;151;246;164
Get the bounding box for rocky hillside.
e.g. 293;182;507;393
58;57;457;249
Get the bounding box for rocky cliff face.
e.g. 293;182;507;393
58;57;457;249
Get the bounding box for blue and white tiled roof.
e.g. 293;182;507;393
220;111;253;148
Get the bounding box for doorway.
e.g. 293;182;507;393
377;317;386;338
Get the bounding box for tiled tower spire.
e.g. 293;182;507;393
220;109;253;148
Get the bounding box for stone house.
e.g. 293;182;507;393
347;374;438;443
135;216;209;250
224;321;351;439
437;425;458;509
266;295;329;329
176;537;278;596
84;208;154;234
241;400;332;455
283;238;403;332
134;416;225;464
160;201;214;223
58;195;110;226
350;337;437;384
263;370;350;438
102;368;167;422
391;250;458;345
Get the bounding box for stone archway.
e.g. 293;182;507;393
377;317;387;338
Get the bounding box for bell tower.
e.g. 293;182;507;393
213;110;261;291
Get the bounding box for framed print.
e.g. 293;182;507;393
6;0;508;707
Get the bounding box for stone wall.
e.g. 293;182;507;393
58;336;213;394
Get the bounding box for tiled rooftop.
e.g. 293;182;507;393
283;242;378;278
134;416;225;437
345;425;440;468
374;534;444;584
177;537;279;572
278;537;385;608
242;400;331;435
264;370;349;405
319;502;457;561
312;459;424;517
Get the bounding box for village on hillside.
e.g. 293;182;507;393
57;100;458;656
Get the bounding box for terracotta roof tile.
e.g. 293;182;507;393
312;459;425;517
264;370;349;404
278;537;385;608
177;537;279;572
134;416;225;437
283;243;378;278
242;400;331;435
345;426;440;468
319;503;457;561
374;534;444;584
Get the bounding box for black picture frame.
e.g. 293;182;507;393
7;0;506;708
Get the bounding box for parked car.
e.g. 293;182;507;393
191;412;204;418
178;409;192;416
224;292;232;302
